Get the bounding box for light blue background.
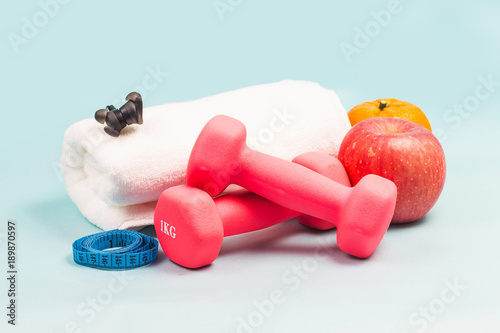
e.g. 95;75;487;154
1;0;499;332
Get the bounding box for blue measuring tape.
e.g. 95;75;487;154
72;229;158;270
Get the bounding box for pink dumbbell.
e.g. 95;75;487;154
154;152;351;269
187;115;398;258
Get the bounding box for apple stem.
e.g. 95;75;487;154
379;100;390;111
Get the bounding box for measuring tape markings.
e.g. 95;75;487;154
72;229;158;269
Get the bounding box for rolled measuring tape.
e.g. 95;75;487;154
72;229;158;269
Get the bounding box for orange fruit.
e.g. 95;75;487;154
347;98;432;131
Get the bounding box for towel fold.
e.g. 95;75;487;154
60;80;351;230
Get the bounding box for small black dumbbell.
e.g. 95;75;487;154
95;92;143;137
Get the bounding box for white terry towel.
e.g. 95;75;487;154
60;80;351;230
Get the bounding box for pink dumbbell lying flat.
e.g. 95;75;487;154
154;152;351;269
187;115;398;259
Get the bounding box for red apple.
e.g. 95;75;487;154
338;117;446;223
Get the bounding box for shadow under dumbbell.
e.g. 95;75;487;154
218;219;366;265
143;218;387;268
219;220;305;253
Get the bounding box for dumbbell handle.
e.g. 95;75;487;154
216;190;300;236
235;149;351;224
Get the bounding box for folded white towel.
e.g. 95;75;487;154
60;80;351;230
